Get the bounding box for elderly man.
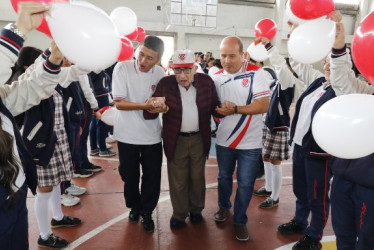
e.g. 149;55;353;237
212;36;270;241
144;49;221;229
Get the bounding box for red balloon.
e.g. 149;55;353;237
36;19;52;38
10;0;69;37
118;36;134;61
255;19;277;40
352;12;374;86
125;29;138;41
290;0;335;20
136;27;146;43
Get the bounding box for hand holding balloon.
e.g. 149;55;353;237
333;23;345;50
15;2;50;35
48;40;64;65
327;10;342;23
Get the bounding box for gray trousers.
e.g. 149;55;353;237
167;134;206;221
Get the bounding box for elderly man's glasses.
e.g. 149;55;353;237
174;68;192;74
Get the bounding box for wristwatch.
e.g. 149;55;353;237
5;23;26;39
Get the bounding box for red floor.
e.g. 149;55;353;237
26;142;336;250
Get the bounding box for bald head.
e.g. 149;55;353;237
220;36;243;53
219;36;244;74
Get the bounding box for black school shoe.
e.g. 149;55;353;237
258;197;279;209
292;235;322;250
38;234;69;248
141;213;155;232
129;209;140;223
278;219;306;235
253;186;272;197
170;217;186;229
51;215;81;228
189;213;203;224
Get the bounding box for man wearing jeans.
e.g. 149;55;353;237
212;36;270;241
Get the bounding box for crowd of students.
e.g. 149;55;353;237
0;3;373;250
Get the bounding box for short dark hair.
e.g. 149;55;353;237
213;59;222;69
143;36;164;59
249;58;263;66
207;57;215;63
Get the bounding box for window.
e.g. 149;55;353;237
170;0;217;27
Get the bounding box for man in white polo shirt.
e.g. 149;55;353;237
212;36;270;241
112;36;165;233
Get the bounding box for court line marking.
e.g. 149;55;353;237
70;155;293;249
274;235;337;249
67;180;230;249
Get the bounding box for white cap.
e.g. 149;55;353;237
170;49;195;68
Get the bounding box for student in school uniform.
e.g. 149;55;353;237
0;3;68;249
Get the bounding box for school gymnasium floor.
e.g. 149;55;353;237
26;139;337;250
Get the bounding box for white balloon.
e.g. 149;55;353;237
312;94;374;159
285;0;307;25
134;46;140;59
288;19;335;64
101;107;115;126
247;42;268;62
47;3;121;71
71;1;108;17
110;7;137;36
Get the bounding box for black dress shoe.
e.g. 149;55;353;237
38;234;69;248
51;216;81;228
170;217;186;229
292;235;322;250
189;213;203;224
278;219;306;235
253;186;272;197
141;213;155;232
129;209;140;223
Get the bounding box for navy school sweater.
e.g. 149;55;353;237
22;87;72;167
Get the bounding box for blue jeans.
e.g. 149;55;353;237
216;144;261;225
89;96;110;151
78;102;92;168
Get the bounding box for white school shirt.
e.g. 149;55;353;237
0;113;25;193
212;63;270;149
293;85;326;146
112;60;165;145
179;84;199;132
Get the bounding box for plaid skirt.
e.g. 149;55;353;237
37;91;73;187
262;125;289;161
37;127;73;187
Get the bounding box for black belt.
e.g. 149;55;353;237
179;131;200;137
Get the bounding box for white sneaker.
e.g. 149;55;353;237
66;185;86;196
61;194;80;207
106;143;112;149
105;133;116;143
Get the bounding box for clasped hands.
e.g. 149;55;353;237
146;97;167;113
216;101;236;116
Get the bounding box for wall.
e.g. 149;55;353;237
0;0;365;59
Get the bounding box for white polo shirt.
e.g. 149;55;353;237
112;60;165;145
212;62;270;149
179;84;199;132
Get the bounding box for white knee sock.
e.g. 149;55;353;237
35;191;52;240
264;161;273;191
270;163;282;201
51;185;64;221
